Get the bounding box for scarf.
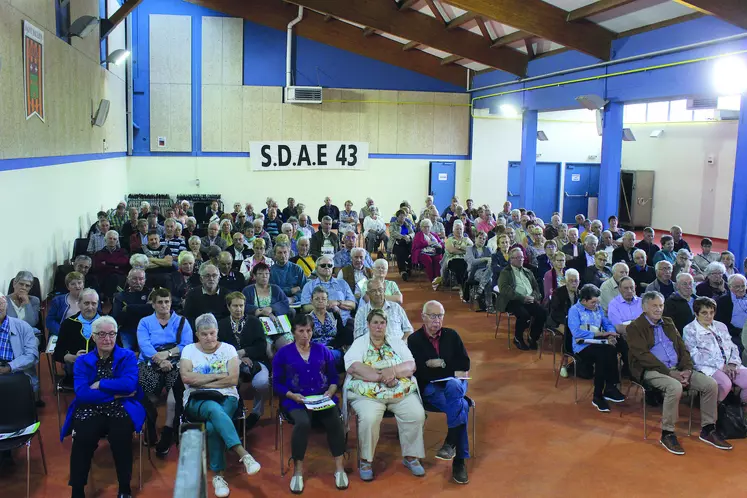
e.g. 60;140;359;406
79;313;100;340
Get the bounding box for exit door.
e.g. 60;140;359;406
428;161;456;215
507;161;561;220
563;163;600;224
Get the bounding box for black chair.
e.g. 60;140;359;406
275;406;345;476
73;238;89;260
623;380;695;439
6;277;42;302
0;374;48;498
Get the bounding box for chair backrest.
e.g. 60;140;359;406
73;238;89;260
0;374;37;433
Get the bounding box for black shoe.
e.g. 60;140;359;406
513;337;530;351
401;271;409;282
603;386;626;403
155;426;173;458
660;433;685;455
245;413;260;431
452;461;469;485
527;339;539;350
592;396;611;413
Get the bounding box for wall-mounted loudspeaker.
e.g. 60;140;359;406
92;99;110;127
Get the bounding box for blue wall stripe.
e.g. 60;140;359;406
0;152;127;172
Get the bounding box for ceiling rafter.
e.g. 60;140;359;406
283;0;528;75
446;11;478;30
474;17;491;39
362;27;375;37
423;0;445;23
100;0;143;38
445;0;614;60
524;39;535;59
186;0;467;86
566;0;637;22
490;30;532;48
402;41;420;50
440;54;463;65
398;0;419;11
672;0;747;30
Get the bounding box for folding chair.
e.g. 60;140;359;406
553;331;592;403
44;348;75;432
495;311;513;346
180;399;247;448
0;374;48;498
423;395;477;457
623;380;696;439
539;326;563;374
274;407;345;476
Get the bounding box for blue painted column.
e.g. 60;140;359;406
598;102;624;224
519;110;538;209
728;93;747;271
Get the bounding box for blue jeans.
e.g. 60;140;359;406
422;379;470;458
185;396;241;472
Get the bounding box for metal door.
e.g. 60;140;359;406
507;162;521;208
563;163;600;223
628;170;655;228
428;161;456;215
533;162;561;221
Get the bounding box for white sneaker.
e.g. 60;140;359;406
335;471;349;490
239;453;261;475
212;475;230;498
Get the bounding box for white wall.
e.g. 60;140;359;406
622;121;737;239
0;158;128;294
126;157;471;220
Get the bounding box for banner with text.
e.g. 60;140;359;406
250;141;368;171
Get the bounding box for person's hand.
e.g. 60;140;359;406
426;359;444;368
601;332;618;338
380;367;396;383
323;388;335;398
726;364;738;380
523;296;534;304
291;286;301;295
454;370;469;379
159;360;173;372
289;393;305;404
16;293;29;305
77;350;87;357
680;370;692;386
90;381;100;390
154;351;170;362
114;391;137;399
0;366;11;375
262;307;273;316
329;305;341;314
241;357;253;368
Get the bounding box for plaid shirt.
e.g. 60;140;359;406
0;317;14;362
108;211;128;232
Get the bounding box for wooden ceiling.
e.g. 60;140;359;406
185;0;745;85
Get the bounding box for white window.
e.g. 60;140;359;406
647;101;670;122
668;99;693;122
623;103;647;124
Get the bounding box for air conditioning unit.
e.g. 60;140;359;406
718;109;740;121
687;97;717;110
284;86;323;104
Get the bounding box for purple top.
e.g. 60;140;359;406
272;342;338;412
607;295;643;326
647;316;678;368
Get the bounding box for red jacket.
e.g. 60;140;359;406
93;247;130;278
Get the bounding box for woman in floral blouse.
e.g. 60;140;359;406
344;309;425;482
310;286;348;370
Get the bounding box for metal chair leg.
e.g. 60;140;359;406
36;431;48;475
139;431;143;490
688;391;695;436
642;387;648;440
26;441;30;498
495;312;501;339
279;416;285;477
55;387;62;433
573;361;579;403
554;355;566;388
471;402;476;458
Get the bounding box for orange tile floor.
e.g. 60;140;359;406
2;262;742;498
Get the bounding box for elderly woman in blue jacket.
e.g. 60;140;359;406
242;262;292;355
60;316;145;498
567;284;625;413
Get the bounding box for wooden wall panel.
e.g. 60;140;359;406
301;104;323;141
221;86;243;151
222;18;244;85
396;91;418;154
413;92;435;154
262;86;282;140
433;93;453;155
360;90;380;154
378;90;399;153
339;90;362;142
169;84;193;151
201;85;222;151
201;16;223;86
451;93;470;155
281;103;303;141
242;86;263;151
321;89;341;141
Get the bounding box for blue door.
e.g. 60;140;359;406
428;161;456;215
533;162;561;222
507;162;521;208
563;163;600;224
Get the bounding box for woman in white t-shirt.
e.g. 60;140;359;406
180;313;262;498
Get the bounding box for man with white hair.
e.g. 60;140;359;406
607;276;643;336
715;274;747;352
200;221;228;258
317;196;340;229
612;231;637;267
363;207;388;258
419;195;435;222
664;273;697;334
138;201;151;219
647;260;675;300
338;248;374;300
671;225;691;252
247;218;273;254
334;229;374;271
112;269;151;350
297;213;315;239
310;216;340;259
544;214;561;241
93;229;129;299
600;262;629;312
163;218;187;254
183;264;230;328
353;280;412;341
408;300;471;485
561;227;583;260
507;209;522;230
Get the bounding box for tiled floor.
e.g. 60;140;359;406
2;262;742;498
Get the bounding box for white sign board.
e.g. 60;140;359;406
250;141;368;171
438;173;448;181
571;174;581;182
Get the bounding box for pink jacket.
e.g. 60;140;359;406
412;231;443;261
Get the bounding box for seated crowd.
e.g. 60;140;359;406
2;195;746;496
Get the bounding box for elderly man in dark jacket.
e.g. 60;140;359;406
663;273;696;335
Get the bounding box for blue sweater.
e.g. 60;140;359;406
61;346;145;440
243;284;290;316
136;312;194;363
270;262;307;298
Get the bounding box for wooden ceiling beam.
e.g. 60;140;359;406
672;0;747;30
362;27;375;37
524;39;535;59
186;0;466;86
423;0;445;23
440;54;463;65
402;41;420;50
398;0;420;11
283;0;528;75
446;11;479;30
490;30;531;48
566;0;637;22
323;14;333;22
474;17;491;39
100;0;143;38
445;0;614;60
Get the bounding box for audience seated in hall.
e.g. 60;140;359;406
672;248;700;282
300;255;356;344
141;231;174;275
653;235;676;265
0;292;40;397
226;232;252;269
606;276;642;336
412;218;445;290
692;238;719;277
318;197;341;230
5;271;41;335
611;231;637;267
240;238;273;281
54;288;101;380
93;229;130;299
334;230;374;271
584;250;612;289
389;209;415;280
696;261;728;299
290;237;316;277
358;259;403;305
629;248;656;296
720;250;737;277
243;262;293;354
217;252;246;293
310;216;340;260
183;264;230;329
363;207;389;258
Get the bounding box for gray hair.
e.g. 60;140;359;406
129;253;149;268
105;229;119;238
568;227;579;236
187;216;197;225
590;220;603;229
655;260;673;271
705;261;726;275
420;218;433;229
316;255;333;266
584;234;598;246
195;313;219;332
199;263;218;277
164;218;177;226
141;201;150;209
208;221;219;229
422;300;444;314
13;271;34;284
728;273;747;287
253;219;264;227
618;276;635;287
351;247;366;257
91;316;117;335
281;223;293;232
127;268;145;279
297;236;310;245
311;286;328;299
188;235;201;246
219;219;232;229
78;288;99;303
178;251;195;264
509;247;524;258
676;248;692;258
452;219;464;230
611;262;629;273
676;272;694;284
373;258;388;269
641;291;665;306
565;268;580;280
344;228;357;238
623;231;636;241
633;248;647;261
74;255;92;265
321;215;333;223
559;223;568;230
511;209;520;216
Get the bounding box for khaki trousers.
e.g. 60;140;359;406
349;392;425;462
642;369;718;432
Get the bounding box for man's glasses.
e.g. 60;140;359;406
203;274;220;280
424;313;444;320
318;263;333;269
95;332;117;338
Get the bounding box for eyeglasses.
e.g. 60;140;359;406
424;313;444;320
318;263;333;269
203;274;220;280
95;332;117;338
